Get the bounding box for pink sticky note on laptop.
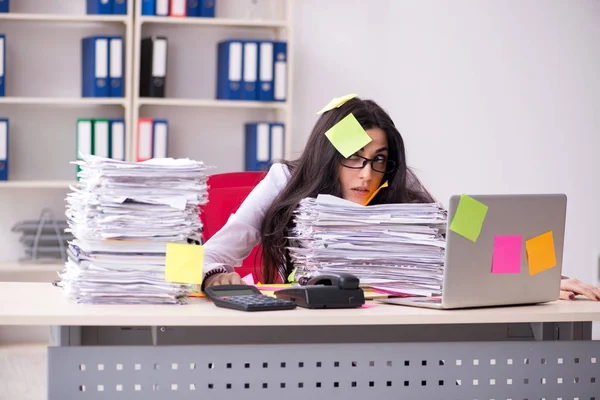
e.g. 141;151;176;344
491;235;522;274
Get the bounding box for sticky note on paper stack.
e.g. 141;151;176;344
525;231;556;275
324;113;372;158
316;93;358;114
491;235;522;274
449;194;489;242
165;243;205;284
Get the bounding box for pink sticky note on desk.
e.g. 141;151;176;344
491;235;522;274
242;273;255;285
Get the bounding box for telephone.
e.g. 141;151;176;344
274;273;365;309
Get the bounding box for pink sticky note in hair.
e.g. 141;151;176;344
491;235;522;274
242;273;255;285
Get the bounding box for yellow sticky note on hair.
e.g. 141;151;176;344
525;231;556;275
325;113;372;158
165;243;204;284
316;93;358;114
363;181;389;206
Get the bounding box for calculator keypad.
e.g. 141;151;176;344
220;295;295;309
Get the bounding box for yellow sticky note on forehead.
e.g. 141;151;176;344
325;113;372;158
316;93;358;114
165;243;204;284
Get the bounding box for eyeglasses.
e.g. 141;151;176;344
339;154;396;173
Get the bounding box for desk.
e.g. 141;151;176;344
1;282;599;399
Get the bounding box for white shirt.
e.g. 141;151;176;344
203;163;291;275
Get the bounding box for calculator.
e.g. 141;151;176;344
204;285;297;312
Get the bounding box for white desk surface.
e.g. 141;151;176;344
1;282;600;327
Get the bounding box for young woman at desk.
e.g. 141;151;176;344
201;96;600;302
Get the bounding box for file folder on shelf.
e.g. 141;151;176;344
76;119;94;176
216;40;243;100
0;34;5;97
273;41;287;102
141;0;155;15
140;36;167;98
136;118;154;162
244;122;270;171
155;0;169;16
152;119;169;159
258;41;274;101
109;36;124;97
186;0;199;17
200;0;215;17
242;41;258;100
82;36;109;98
0;0;8;13
0;118;8;181
93;119;111;158
86;0;111;15
110;119;126;161
270;122;285;162
113;0;127;15
170;0;186;17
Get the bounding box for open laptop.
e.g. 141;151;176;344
378;193;567;309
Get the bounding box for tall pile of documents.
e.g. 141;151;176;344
59;154;209;304
288;195;447;296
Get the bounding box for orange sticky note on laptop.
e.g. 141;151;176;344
525;231;556;275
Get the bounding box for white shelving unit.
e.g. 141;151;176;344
0;0;134;266
130;0;294;166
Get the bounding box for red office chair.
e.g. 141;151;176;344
200;171;268;282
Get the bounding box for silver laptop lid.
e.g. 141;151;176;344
442;194;566;309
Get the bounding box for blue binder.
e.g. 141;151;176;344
241;40;258;100
86;0;112;14
258;41;274;101
269;122;285;162
152;119;169;158
113;0;127;14
0;0;9;13
244;122;271;171
82;36;110;97
216;40;243;100
186;0;200;17
108;36;124;97
141;0;156;15
0;118;7;180
200;0;215;17
0;34;5;97
273;41;287;102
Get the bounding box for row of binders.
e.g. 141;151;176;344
142;0;216;17
76;119;127;174
136;118;169;162
82;36;124;98
245;122;284;172
217;40;287;101
0;118;7;180
87;0;127;15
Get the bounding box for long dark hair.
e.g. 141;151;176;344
259;97;435;283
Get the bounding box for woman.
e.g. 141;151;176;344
202;96;600;301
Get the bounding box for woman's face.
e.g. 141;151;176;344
338;128;388;205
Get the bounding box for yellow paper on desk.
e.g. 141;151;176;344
316;93;358;114
165;243;204;284
325;113;372;158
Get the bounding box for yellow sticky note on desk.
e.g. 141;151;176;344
449;194;488;242
316;93;358;114
165;243;204;284
325;113;372;158
525;231;556;275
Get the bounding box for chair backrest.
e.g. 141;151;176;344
200;171;268;282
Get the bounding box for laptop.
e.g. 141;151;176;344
377;193;567;309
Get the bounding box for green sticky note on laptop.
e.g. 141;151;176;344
449;194;489;242
324;113;372;158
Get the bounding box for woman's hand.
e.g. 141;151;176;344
559;278;600;301
204;272;244;288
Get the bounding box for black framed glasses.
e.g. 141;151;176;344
339;154;396;173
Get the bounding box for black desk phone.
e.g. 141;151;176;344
204;285;297;312
275;273;365;309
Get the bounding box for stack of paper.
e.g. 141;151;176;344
288;194;447;296
59;154;209;304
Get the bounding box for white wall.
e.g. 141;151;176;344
292;0;600;285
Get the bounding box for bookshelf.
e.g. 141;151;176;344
130;0;294;167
